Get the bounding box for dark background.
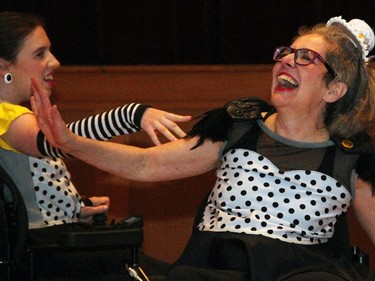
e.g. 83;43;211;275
1;0;374;65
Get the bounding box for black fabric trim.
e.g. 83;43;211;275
186;108;233;149
186;97;274;150
317;145;336;178
133;104;151;128
81;197;93;207
356;154;375;194
36;130;46;155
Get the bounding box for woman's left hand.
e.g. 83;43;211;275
79;196;110;222
141;108;192;145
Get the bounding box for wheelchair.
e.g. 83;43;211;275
0;162;145;281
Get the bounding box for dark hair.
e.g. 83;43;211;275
0;11;44;62
297;23;375;138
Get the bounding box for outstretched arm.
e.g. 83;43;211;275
38;103;192;157
31;78;221;182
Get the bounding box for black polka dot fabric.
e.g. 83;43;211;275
29;157;81;226
198;149;352;244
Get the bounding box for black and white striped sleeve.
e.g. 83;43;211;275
37;103;150;158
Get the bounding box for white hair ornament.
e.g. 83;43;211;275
326;16;374;61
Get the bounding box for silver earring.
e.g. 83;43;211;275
4;72;12;84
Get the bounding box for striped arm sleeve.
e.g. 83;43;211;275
37;103;150;158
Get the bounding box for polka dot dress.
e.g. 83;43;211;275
198;149;352;244
29;157;82;226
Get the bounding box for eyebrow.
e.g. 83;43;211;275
32;46;48;56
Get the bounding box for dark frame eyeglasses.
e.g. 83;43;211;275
273;46;335;78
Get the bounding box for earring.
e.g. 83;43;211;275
3;72;12;84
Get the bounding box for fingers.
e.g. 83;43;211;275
80;205;109;218
89;196;110;207
144;128;162;146
144;120;188;145
144;120;180;145
30;77;53;125
80;196;110;219
155;120;178;138
30;96;39;118
162;118;187;138
93;204;109;213
141;109;192;144
30;77;73;149
165;113;192;123
30;82;41;118
31;78;46;110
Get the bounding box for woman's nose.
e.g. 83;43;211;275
49;53;61;69
280;53;295;68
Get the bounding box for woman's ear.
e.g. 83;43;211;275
324;82;348;103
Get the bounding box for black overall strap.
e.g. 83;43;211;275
317;145;336;177
224;122;261;154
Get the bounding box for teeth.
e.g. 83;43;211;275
44;75;53;81
278;74;298;88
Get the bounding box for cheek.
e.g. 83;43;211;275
29;64;44;76
271;64;280;88
19;59;44;76
300;75;328;96
271;63;279;76
11;76;32;100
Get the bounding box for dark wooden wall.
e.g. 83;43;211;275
51;65;375;268
1;1;374;65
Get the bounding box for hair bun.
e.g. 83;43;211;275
326;16;374;61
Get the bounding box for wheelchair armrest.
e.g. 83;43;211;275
58;227;143;248
58;216;144;248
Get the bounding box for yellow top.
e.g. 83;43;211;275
0;103;32;152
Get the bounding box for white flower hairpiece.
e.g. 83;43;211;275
326;16;374;61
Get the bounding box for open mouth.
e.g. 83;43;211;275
277;74;298;89
43;74;54;83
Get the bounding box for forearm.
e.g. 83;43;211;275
67;103;148;138
37;103;149;157
61;135;220;182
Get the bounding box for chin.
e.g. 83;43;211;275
271;90;298;108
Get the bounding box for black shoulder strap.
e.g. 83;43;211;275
224;122;261;155
331;133;374;154
331;133;375;193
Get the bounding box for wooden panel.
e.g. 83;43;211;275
52;65;272;115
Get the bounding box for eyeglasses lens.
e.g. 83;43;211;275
274;47;291;61
295;49;316;66
274;47;316;66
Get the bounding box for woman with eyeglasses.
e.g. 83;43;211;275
33;16;375;280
